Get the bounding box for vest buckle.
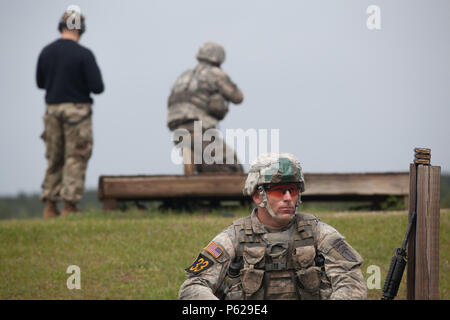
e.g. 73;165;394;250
266;261;286;271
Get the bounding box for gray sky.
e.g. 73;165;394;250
1;0;449;196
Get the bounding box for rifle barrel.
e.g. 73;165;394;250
401;211;416;251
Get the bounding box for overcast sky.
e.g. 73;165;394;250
1;0;449;196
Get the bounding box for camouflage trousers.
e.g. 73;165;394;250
40;103;93;203
171;121;243;174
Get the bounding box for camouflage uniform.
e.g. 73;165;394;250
167;42;244;173
40;103;93;203
179;153;367;300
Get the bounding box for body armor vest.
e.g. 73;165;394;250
223;213;325;300
168;64;210;110
168;63;229;127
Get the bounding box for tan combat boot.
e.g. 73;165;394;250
61;201;80;217
43;200;60;219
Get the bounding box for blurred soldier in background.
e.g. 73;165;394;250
36;9;104;218
179;153;367;300
167;42;244;174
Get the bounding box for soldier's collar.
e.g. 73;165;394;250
251;208;268;234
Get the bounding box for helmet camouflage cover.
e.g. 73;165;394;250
196;42;226;65
243;153;305;196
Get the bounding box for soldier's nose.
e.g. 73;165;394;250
283;190;293;201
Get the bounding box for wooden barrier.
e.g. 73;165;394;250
98;172;409;211
407;162;440;300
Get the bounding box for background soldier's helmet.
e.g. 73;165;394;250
196;42;226;65
243;153;305;196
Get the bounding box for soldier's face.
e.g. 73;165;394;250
266;184;298;219
253;184;298;220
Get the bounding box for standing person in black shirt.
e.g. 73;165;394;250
36;9;104;218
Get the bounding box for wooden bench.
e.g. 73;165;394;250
98;172;409;210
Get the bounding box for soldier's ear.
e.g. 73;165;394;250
252;191;262;205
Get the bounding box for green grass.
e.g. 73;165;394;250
0;208;448;300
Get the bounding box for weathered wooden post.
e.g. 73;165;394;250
183;146;194;176
406;148;440;300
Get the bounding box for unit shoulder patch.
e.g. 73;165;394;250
185;253;214;275
332;238;358;262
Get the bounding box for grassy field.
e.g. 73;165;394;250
0;207;448;300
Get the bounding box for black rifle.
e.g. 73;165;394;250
381;211;417;300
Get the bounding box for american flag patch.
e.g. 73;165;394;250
205;241;223;259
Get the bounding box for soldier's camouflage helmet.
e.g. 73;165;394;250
243;153;305;196
196;42;226;65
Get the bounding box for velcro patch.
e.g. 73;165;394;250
185;254;213;275
332;238;358;262
205;241;224;259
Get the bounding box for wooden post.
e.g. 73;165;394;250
415;165;440;299
183;146;194;176
428;167;441;299
406;148;440;300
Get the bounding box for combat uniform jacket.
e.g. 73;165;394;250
167;61;243;130
179;209;367;300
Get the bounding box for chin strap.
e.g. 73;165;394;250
257;186;298;223
295;193;302;212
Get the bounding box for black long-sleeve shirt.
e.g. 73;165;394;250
36;39;104;104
